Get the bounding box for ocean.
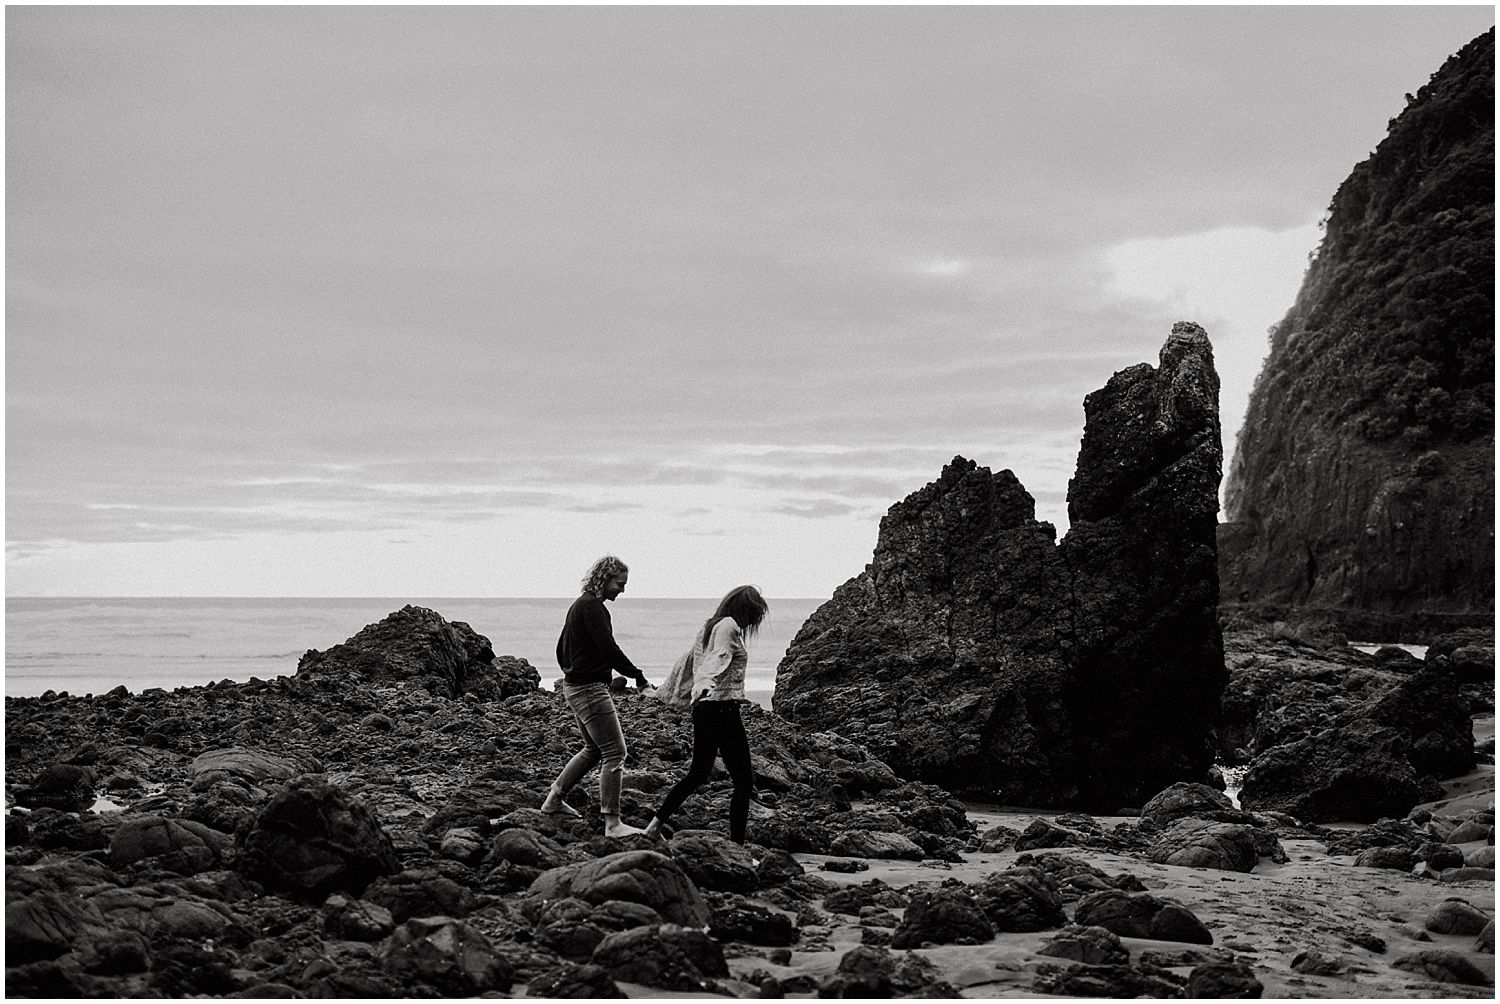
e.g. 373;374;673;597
4;597;828;706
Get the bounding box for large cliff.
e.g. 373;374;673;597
773;323;1225;811
1219;28;1495;627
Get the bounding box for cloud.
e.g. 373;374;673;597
767;498;866;519
8;6;1492;596
1102;219;1322;470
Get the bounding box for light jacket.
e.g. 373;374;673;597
691;616;747;702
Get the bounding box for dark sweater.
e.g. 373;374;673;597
556;594;645;686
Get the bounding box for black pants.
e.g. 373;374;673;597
653;700;753;843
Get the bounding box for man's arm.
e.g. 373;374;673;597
583;600;648;684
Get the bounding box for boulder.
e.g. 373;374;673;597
532;898;609;958
188;747;321;792
77;929;150;975
1014;852;1147;902
1147;818;1262;872
1074;889;1213;944
15;764;95;813
321;893;395;941
589;923;728;992
427;776;548;835
1033;962;1186;998
824;879;906;917
1290;949;1347;976
890;888;995;948
1036;924;1131;965
666;830;759;893
590;899;665;932
148;898;237;941
1238;726;1442;823
528;850;710;928
109;815;231;875
527;962;626;999
5;888;107;963
295;604;515;699
181;784;259;835
1142;782;1249;826
487;653;545;697
1451;817;1495;843
439;826;486;866
707;895;797;947
236;776;400;901
1186;961;1265;998
1361;663;1477;779
816;944;958;998
380;916;514;995
1391;949;1493;986
971;866;1068;932
1014;817;1078;851
362;868;475;922
1425;899;1491;936
773;324;1226;811
27;808;108;851
1418;842;1466;870
487;827;569;871
754;847;805;886
1355;846;1417;871
828;829;925;861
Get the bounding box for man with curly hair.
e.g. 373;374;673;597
540;554;654;836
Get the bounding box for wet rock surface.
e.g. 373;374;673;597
1222;622;1486;822
6;604;1493;998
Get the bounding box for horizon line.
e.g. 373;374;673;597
4;594;831;601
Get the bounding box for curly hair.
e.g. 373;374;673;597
581;555;629;597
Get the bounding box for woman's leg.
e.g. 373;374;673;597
718;705;754;844
648;702;722;833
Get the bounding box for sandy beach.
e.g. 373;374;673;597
682;719;1496;999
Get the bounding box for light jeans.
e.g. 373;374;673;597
553;681;628;816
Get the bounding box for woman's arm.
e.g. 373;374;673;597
698;618;744;693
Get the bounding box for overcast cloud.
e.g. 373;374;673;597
7;6;1494;597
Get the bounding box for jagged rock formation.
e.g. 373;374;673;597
1219;29;1495;627
773;323;1226;810
295;604;540;700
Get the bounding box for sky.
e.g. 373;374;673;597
6;5;1495;599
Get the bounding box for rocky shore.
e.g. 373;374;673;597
5;604;1494;998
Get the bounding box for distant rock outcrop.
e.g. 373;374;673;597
773;323;1226;810
295;604;540;699
1219;28;1495;627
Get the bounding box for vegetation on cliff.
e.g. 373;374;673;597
1222;28;1494;619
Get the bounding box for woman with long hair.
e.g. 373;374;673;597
644;585;768;844
541;554;653;837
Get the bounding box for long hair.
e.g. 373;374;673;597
580;555;628;597
700;585;769;647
